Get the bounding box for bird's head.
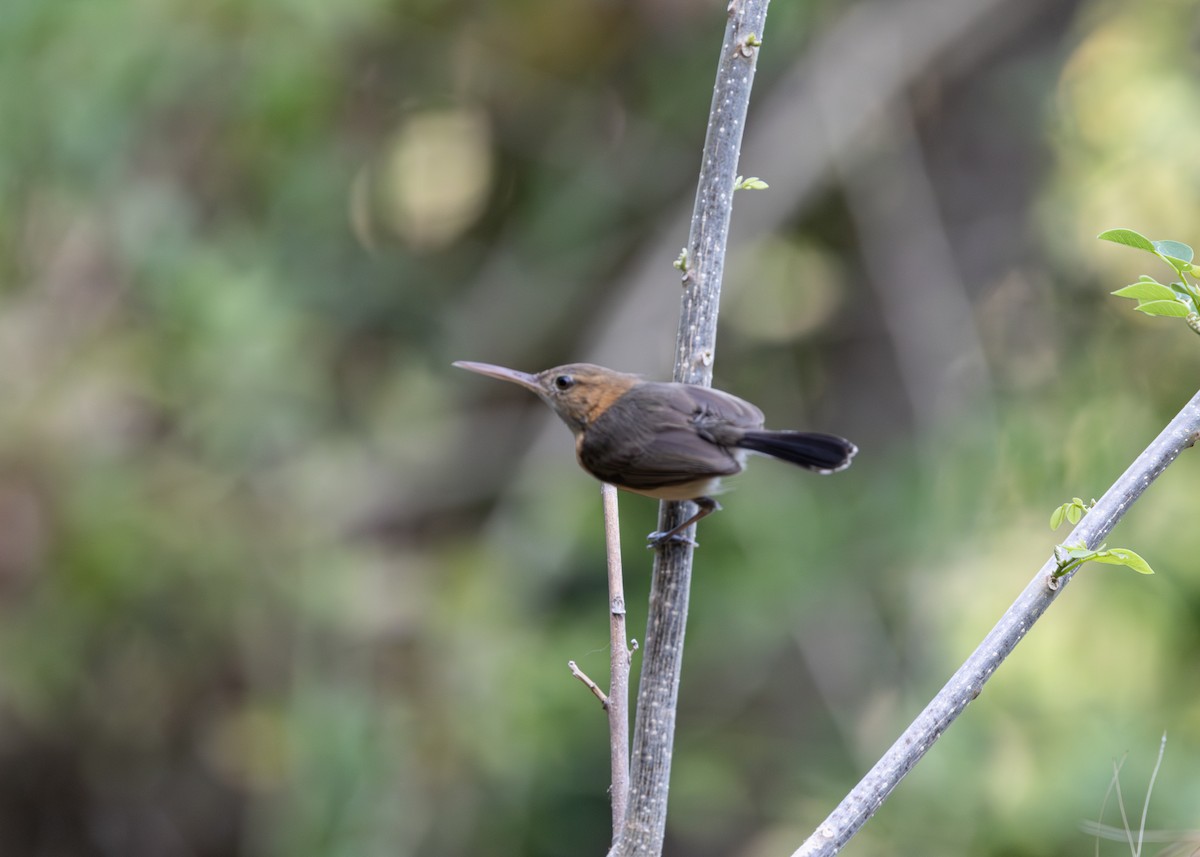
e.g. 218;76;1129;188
453;361;641;433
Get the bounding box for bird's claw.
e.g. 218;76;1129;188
646;531;699;550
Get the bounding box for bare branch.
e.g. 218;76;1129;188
793;391;1200;856
569;660;609;709
610;1;771;854
602;482;632;843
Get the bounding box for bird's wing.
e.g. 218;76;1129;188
577;383;759;490
679;384;765;443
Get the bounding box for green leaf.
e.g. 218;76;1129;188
1067;505;1083;524
734;176;769;191
1098;228;1157;253
1153;240;1194;264
1050;505;1065;530
1112;282;1177;302
1091;548;1155;575
1160;257;1193;277
1060;543;1096;561
1134;300;1192;318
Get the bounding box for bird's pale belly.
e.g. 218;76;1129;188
621;477;725;501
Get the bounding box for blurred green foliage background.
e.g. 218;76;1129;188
2;0;1199;854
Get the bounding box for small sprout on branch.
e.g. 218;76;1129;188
1050;497;1093;530
736;33;762;57
1100;228;1200;335
1049;494;1155;582
673;247;695;285
733;175;769;191
1050;540;1155;583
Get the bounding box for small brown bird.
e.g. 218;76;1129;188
454;361;857;546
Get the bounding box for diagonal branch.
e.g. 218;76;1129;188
792;389;1200;856
609;2;771;854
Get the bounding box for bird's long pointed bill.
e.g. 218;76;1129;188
452;361;542;393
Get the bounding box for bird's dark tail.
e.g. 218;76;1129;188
737;431;857;474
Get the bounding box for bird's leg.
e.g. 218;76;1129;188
646;497;722;548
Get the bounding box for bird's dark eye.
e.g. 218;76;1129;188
553;374;575;391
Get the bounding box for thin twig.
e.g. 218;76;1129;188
1136;731;1170;857
602;483;632;843
610;2;771;855
1115;758;1134;856
569;660;610;708
793;390;1200;856
1093;754;1127;857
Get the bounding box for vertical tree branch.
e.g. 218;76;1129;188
602;483;632;842
611;2;770;854
792;389;1200;856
